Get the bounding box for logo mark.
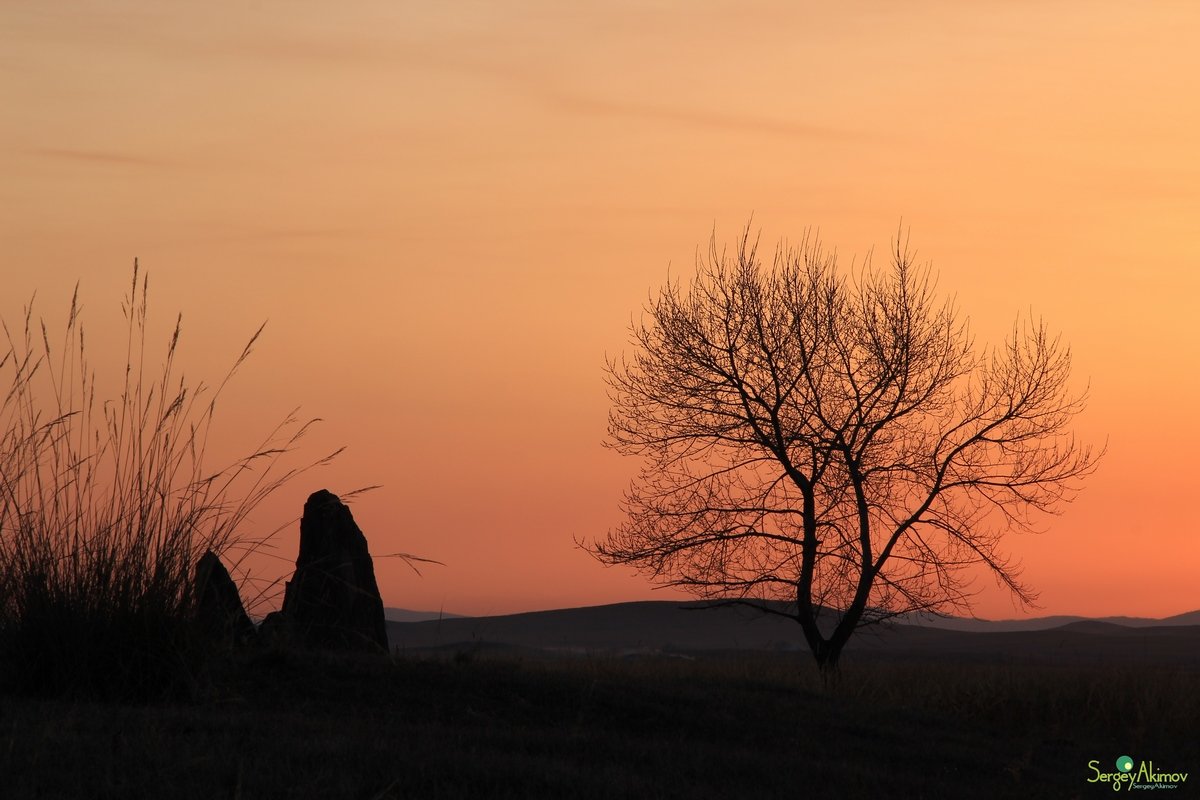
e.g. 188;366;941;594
1087;754;1188;791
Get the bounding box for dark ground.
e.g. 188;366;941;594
2;647;1197;799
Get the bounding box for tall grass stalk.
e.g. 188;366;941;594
0;263;335;699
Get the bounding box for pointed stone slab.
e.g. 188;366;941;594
279;489;388;652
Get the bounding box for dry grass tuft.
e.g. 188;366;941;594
0;263;335;700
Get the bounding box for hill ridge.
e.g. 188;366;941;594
385;600;1200;666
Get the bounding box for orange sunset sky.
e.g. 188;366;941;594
2;2;1197;620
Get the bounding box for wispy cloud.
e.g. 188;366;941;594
25;147;169;168
233;226;375;242
544;91;857;142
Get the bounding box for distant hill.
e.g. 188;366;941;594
386;601;1200;667
1162;609;1200;625
383;608;468;624
897;609;1200;632
388;601;806;654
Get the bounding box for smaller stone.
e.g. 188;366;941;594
194;550;255;646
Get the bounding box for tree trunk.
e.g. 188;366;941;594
811;639;844;691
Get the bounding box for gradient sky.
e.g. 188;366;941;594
3;2;1197;619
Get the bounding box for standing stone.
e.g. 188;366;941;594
194;549;255;645
279;489;388;652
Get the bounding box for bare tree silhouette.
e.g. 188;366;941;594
588;227;1102;678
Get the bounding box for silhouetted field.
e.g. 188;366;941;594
2;647;1197;799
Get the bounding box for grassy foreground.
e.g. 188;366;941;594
1;651;1196;799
